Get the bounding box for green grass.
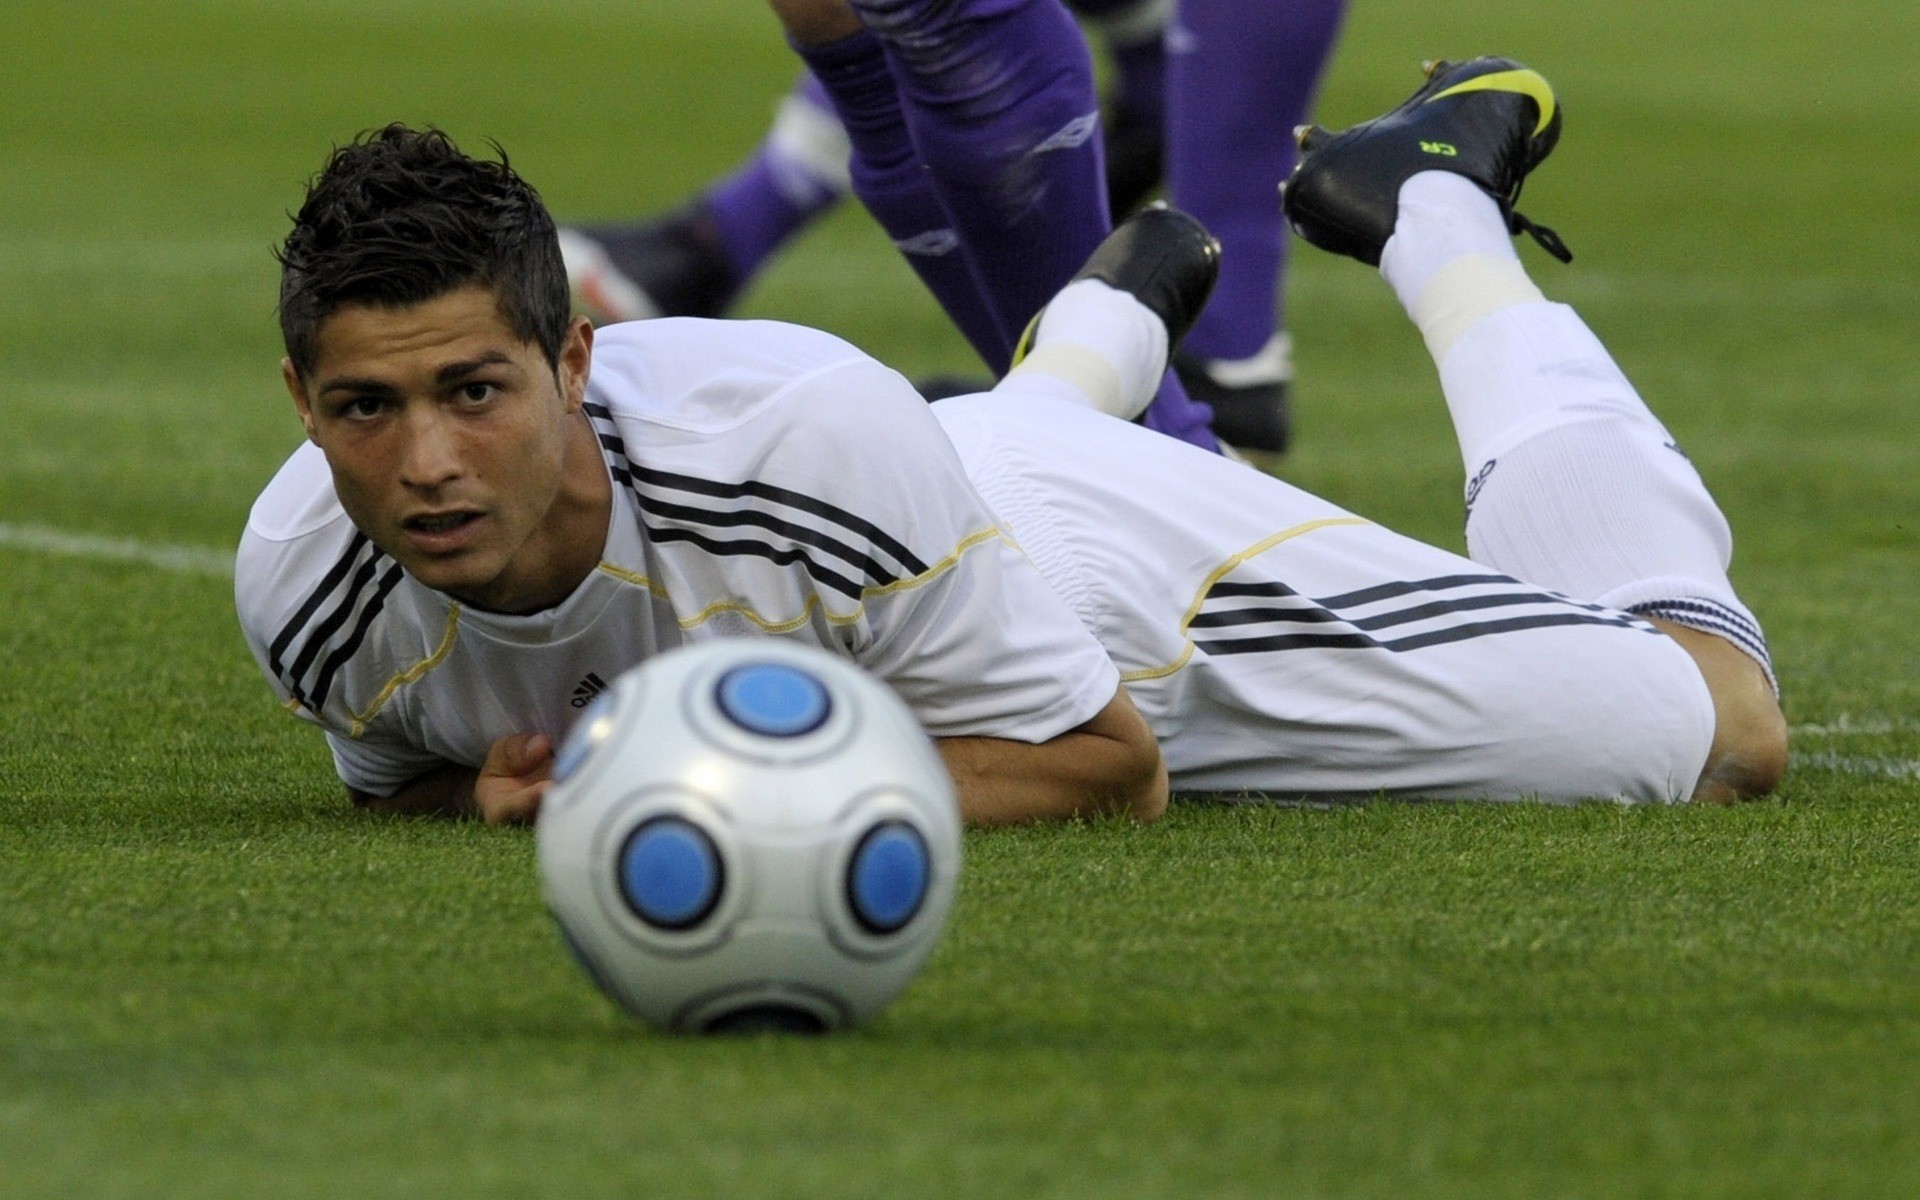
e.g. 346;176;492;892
3;1;1918;1196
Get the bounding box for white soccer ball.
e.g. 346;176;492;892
537;639;962;1033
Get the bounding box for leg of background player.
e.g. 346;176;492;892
789;24;1017;365
703;74;852;285
1379;171;1787;798
562;73;849;322
1067;0;1172;215
838;0;1216;449
567;0;1171;327
1166;0;1347;454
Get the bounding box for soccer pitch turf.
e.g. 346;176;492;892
2;0;1918;1195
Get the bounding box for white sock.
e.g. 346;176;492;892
998;279;1168;421
1381;172;1774;685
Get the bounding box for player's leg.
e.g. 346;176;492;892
1283;58;1787;799
781;0;1218;449
779;12;1016;365
562;73;851;322
1067;0;1172;216
1166;0;1347;454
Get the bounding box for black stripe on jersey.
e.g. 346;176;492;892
268;531;376;675
1196;610;1646;657
1213;571;1575;612
1190;570;1652;658
306;561;407;709
644;525;867;600
276;540;394;710
1192;586;1612;634
624;462;930;577
636;492;908;587
583;401;626;442
585;399;929;592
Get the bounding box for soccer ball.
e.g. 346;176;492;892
537;639;963;1033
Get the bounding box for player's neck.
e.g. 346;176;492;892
450;408;612;616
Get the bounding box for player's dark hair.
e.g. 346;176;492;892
276;124;568;378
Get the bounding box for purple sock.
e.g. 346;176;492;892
849;0;1111;368
1167;0;1347;361
1139;372;1218;449
855;0;1214;448
703;74;853;280
791;29;1014;366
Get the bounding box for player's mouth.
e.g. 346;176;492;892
401;509;486;554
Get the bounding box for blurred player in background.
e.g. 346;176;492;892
1165;0;1345;453
240;57;1785;829
565;0;1347;455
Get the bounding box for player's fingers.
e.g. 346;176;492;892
520;733;554;770
486;732;552;778
480;779;549;827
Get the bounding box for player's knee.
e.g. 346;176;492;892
1652;620;1788;803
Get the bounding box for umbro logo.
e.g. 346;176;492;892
570;671;610;708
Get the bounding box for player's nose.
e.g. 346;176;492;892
396;408;465;488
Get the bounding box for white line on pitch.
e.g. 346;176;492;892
1791;715;1920;737
0;522;232;578
1794;752;1920;781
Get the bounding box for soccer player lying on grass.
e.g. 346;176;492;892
237;57;1787;827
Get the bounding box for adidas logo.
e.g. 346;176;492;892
570;671;610;708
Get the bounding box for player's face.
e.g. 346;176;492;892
284;285;605;613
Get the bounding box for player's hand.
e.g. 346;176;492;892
474;732;554;826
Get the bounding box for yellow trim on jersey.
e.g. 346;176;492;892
594;561;669;599
346;605;463;739
595;525;1011;634
1428;69;1557;137
1118;516;1371;683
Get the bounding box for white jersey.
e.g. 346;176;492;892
236;319;1120;797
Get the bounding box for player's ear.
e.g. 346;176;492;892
558;316;593;414
282;358;318;442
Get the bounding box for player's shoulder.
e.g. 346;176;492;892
242;439;344;543
233;441;372;647
586;317;925;440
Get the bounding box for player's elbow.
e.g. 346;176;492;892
1113;741;1167;821
1094;687;1170;822
1694;702;1789;803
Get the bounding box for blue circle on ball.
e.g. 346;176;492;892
618;818;723;930
716;663;832;737
847;822;931;934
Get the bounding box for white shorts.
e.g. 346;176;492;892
935;391;1716;804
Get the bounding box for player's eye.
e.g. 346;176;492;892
339;396;388;420
456;381;498;405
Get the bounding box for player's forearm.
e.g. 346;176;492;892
936;687;1169;826
348;763;479;819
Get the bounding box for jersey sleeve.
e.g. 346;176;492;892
748;353;1122;742
323;728;448;798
